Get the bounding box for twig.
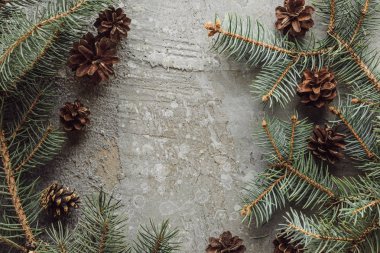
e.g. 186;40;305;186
0;131;36;246
329;106;375;159
288;223;354;242
98;221;109;253
350;0;371;44
0;236;28;252
262;119;284;161
288;115;298;163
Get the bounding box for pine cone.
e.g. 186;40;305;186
275;0;315;37
297;68;337;108
308;124;346;164
206;231;246;253
94;6;131;41
41;182;80;218
273;232;304;253
59;100;90;131
68;32;119;83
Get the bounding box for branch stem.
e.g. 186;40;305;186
288;115;298;162
288;223;354;242
0;236;28;252
241;174;286;216
329;106;375;159
0;131;36;245
262;119;284;161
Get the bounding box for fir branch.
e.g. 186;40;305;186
0;236;28;252
350;0;371;44
329;106;375;159
14;124;53;171
0;130;36;246
261;56;300;103
288;115;298;163
241;172;287;225
132;220;180;253
273;162;335;198
287;223;354;242
329;31;380;91
262;119;284;162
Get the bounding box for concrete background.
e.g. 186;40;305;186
41;0;329;252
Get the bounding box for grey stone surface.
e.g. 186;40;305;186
43;0;319;252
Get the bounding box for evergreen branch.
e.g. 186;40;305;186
352;199;380;215
98;222;109;253
8;28;61;90
329;106;375;159
351;97;379;107
262;57;300;103
288;115;298;163
0;130;35;245
350;0;371;44
329;31;380;91
204;20;331;58
328;0;336;32
0;236;28;252
262;119;284;161
241;173;286;219
11;89;45;139
14;124;53;171
273;162;335;198
132;220;180;253
288;223;354;242
204;20;293;55
0;0;87;66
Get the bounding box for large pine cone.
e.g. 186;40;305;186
275;0;315;37
94;6;131;41
59;100;90;131
308;125;346;164
68;32;119;83
297;68;337;108
273;232;304;253
206;231;246;253
41;182;80;218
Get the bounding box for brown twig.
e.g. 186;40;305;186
273;162;335;198
262;57;300;102
0;236;28;252
351;98;378;106
329;106;375;159
204;21;332;57
350;0;371;44
262;119;284;161
329;31;380;91
0;131;36;246
241;174;287;216
288;115;298;163
98;222;109;253
288;223;354;242
352;199;380;215
328;0;336;32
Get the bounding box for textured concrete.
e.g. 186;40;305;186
43;0;300;252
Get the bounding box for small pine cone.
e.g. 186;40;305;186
297;68;337;108
273;232;304;253
59;100;90;131
275;0;315;37
41;182;80;218
308;124;346;164
68;32;119;83
94;6;131;41
206;231;246;253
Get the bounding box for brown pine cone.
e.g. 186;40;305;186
273;232;304;253
275;0;315;37
94;6;131;41
41;182;80;218
206;231;246;253
68;32;119;83
297;68;337;108
308;124;346;164
59;100;90;131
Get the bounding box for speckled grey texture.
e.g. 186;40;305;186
41;0;318;252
